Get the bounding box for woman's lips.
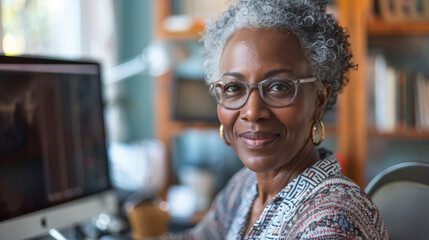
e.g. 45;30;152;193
239;131;279;147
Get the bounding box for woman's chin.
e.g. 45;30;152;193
241;157;285;173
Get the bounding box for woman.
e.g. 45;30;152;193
164;0;389;239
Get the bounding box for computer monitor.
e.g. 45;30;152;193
0;56;117;239
172;76;218;122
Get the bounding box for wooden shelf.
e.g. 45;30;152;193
160;28;204;40
368;128;429;139
368;18;429;36
159;17;205;40
169;121;220;135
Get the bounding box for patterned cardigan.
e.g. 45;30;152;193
162;149;389;240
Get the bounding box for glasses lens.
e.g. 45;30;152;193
262;78;296;107
212;80;247;109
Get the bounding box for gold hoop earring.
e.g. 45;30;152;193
311;120;325;146
219;125;230;146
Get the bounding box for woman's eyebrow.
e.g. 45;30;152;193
264;69;294;78
222;72;244;79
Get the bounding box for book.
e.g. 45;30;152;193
373;53;398;132
374;53;389;131
386;66;398;130
397;70;407;128
410;0;429;19
367;53;377;128
415;0;426;18
415;73;429;129
404;71;417;127
376;0;429;20
181;0;228;18
406;0;422;19
424;0;429;19
379;0;397;21
395;0;409;20
425;79;429;128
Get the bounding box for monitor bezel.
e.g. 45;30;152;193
0;55;117;240
0;190;117;240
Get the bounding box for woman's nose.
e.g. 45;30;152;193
239;89;271;122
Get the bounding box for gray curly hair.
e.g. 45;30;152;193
201;0;356;109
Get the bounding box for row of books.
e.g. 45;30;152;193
367;53;429;132
374;0;429;21
164;0;229;34
170;0;228;18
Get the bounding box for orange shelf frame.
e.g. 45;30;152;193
368;19;429;36
368;128;429;140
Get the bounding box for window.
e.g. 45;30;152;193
1;0;116;72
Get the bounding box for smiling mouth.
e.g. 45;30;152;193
239;131;279;148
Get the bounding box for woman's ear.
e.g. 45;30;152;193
315;84;332;120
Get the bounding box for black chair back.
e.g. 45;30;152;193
365;162;429;240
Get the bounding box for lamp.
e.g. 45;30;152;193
103;41;178;143
105;41;173;85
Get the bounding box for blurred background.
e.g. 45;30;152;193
1;0;429;235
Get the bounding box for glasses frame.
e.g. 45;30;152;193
210;76;316;110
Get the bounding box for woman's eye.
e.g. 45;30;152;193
268;82;291;92
271;84;287;91
224;84;241;93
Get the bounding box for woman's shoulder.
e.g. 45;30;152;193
289;175;389;239
305;175;379;222
313;175;372;208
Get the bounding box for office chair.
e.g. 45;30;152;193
365;161;429;240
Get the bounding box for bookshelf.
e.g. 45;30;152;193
154;0;429;191
334;0;369;186
154;1;233;198
339;0;429;186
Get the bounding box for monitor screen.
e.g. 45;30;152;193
0;56;116;239
172;77;218;122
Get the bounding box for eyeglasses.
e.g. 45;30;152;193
210;76;316;110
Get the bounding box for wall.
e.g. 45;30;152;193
112;0;154;142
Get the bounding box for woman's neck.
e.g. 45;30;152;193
254;141;319;204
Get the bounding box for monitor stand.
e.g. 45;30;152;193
49;229;69;240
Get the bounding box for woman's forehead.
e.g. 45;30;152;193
220;28;310;77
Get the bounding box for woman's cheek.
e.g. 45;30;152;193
217;106;237;141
